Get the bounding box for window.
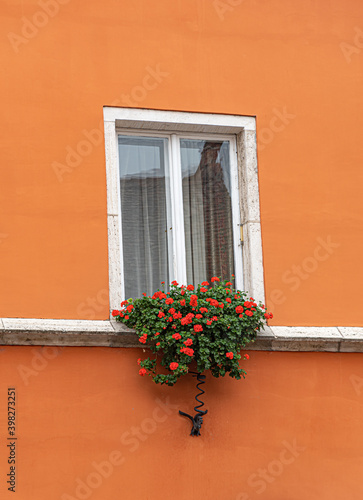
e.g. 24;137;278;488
104;108;265;309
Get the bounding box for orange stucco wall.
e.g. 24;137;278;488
1;347;363;499
1;2;363;499
1;0;362;324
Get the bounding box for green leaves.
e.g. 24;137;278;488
113;278;270;386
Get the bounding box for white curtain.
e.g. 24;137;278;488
181;140;235;286
119;136;170;299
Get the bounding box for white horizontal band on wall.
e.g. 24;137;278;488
0;318;362;352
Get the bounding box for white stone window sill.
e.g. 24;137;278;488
0;319;362;352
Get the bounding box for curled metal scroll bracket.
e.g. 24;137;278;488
179;372;208;436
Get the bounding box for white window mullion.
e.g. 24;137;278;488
170;134;187;285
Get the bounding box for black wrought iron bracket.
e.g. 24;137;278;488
179;372;208;436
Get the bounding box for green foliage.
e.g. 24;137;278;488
112;278;272;386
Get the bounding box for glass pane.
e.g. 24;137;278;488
118;136;170;298
180;139;235;286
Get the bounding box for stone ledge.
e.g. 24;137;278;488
0;319;362;351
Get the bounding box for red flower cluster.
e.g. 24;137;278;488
139;334;147;344
193;324;203;333
264;312;273;319
180;347;194;356
201;281;209;286
211;277;220;282
170;362;179;371
181;313;194;325
200;287;208;292
139;368;147;376
226;352;234;359
245;310;253;317
206;298;219;307
199;307;208;314
158;311;165;318
235;305;243;314
165;298;174;305
189;294;198;307
152;290;166;300
184;338;193;346
187;284;194;291
171;280;178;286
179;299;186;306
112;310;120;317
172;333;181;340
244;354;250;360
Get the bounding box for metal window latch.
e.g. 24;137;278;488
238;224;244;246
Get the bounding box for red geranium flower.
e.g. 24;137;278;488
193;324;203;333
199;307;208;313
168;308;175;314
170;362;179;371
226;282;232;286
245;310;253;316
189;294;198;307
158;311;165;318
137;358;141;365
180;299;186;306
112;310;120;317
139;368;147;376
201;281;209;286
184;338;193;346
235;305;243;314
200;287;208;292
171;280;178;286
165;298;174;305
127;304;134;312
226;352;234;359
172;333;181;340
187;284;194;291
195;314;203;319
211;277;220;282
139;334;147;344
180;347;194;356
244;354;250;360
226;298;231;303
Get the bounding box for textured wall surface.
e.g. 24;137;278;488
1;347;363;499
0;0;362;324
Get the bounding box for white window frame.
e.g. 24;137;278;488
104;107;265;313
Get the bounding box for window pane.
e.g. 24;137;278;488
181;139;235;286
118;136;170;298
